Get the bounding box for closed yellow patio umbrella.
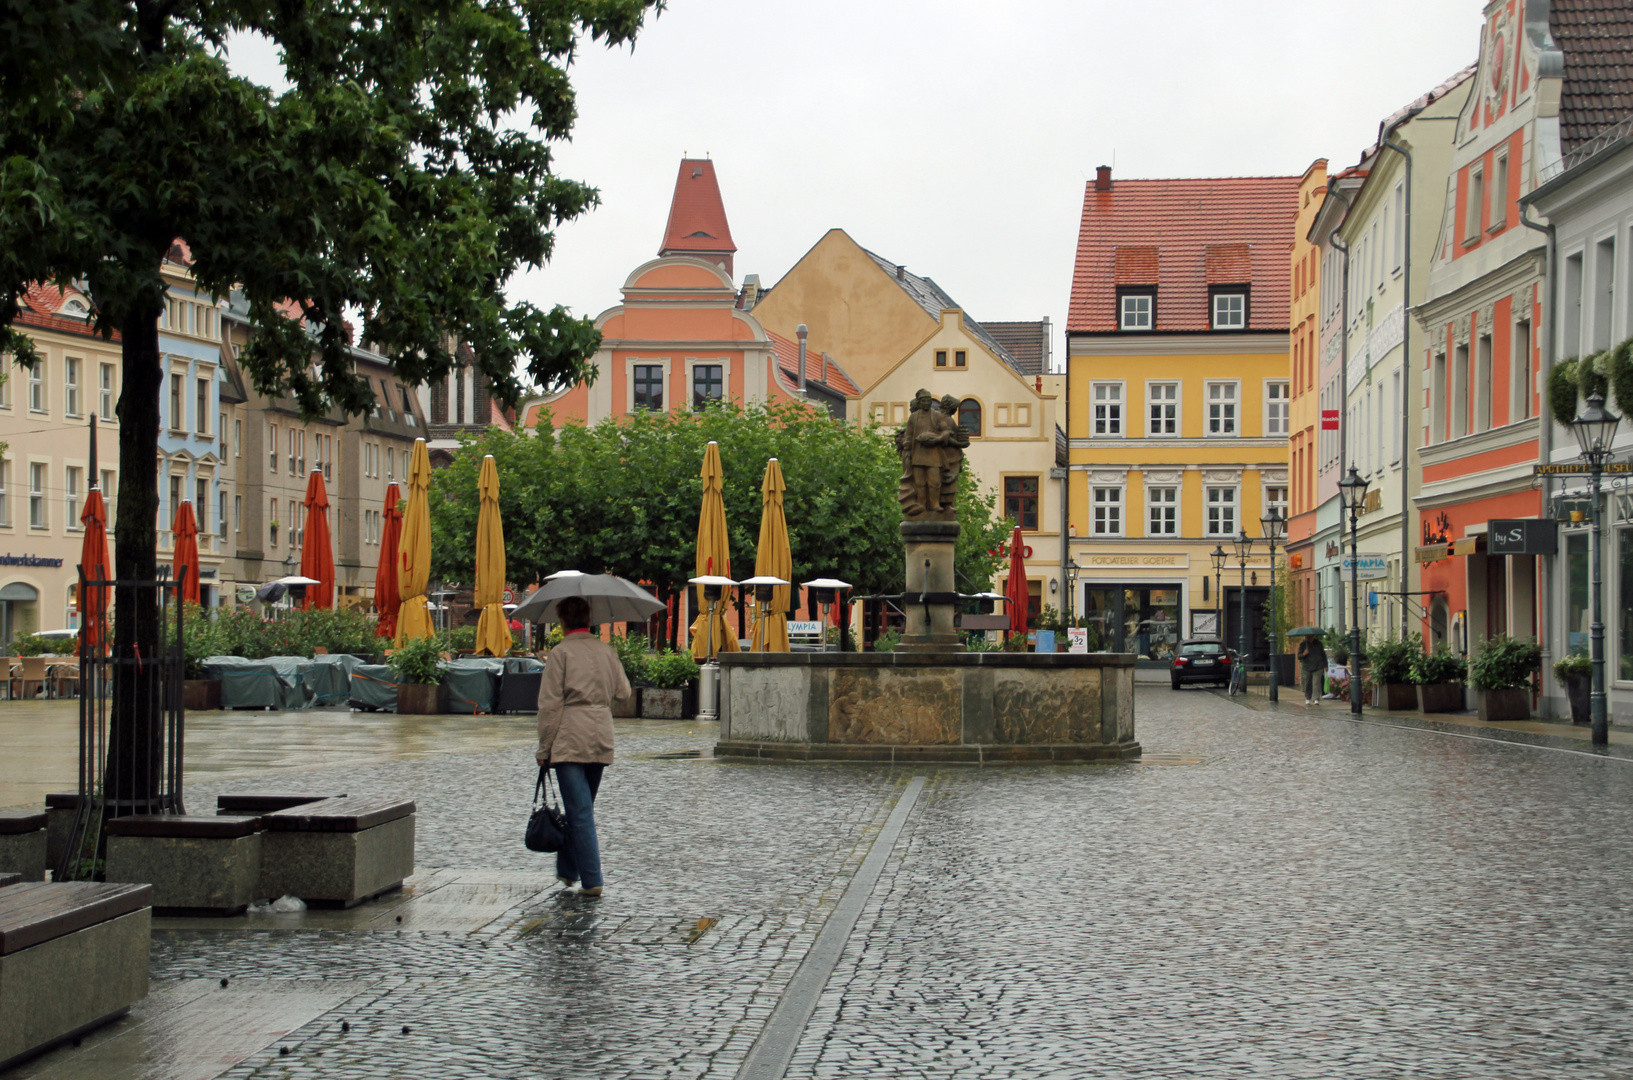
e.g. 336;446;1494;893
473;454;513;656
394;437;435;645
691;441;740;658
751;459;792;652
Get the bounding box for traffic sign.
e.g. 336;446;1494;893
502;589;515;604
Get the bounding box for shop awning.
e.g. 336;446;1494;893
1451;536;1485;557
1415;543;1454;563
1415;537;1486;562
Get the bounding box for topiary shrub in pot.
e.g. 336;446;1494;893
389;635;447;714
1367;633;1422;712
1554;651;1592;725
1411;644;1468;713
1468;634;1542;722
611;633;650;718
641;650;700;719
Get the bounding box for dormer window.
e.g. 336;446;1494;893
1118;288;1155;330
1211;289;1248;330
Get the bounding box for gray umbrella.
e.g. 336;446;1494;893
513;574;664;626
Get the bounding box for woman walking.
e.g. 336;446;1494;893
536;596;632;897
1296;632;1327;706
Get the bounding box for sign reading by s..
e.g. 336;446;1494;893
1487;519;1557;557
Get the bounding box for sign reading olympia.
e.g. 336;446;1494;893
1535;462;1633;475
1340;554;1389;579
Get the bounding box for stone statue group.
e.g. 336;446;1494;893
894;389;969;519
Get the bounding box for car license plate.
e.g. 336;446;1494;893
1194;659;1214;666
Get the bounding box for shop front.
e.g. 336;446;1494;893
1080;582;1184;663
1551;488;1633;723
1415;491;1542;658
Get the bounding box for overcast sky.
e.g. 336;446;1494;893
229;1;1482;373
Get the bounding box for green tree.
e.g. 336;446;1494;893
0;0;660;810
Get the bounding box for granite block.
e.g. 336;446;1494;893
259;814;415;907
0;907;150;1069
104;831;263;913
0;831;46;883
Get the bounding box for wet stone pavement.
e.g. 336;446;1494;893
15;688;1633;1079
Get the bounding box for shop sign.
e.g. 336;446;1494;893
1320;409;1340;430
0;554;63;567
1340;554;1389;579
1535;462;1633;475
1487;519;1557;556
1086;554;1187;567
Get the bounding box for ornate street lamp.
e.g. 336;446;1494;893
1572;391;1621;745
1337;466;1369;715
1260;505;1287;703
1232;530;1253;694
1210;544;1228;643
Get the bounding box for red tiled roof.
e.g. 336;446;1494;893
659;159;735;257
1554;0;1633;160
768;329;860;397
1068;175;1300;334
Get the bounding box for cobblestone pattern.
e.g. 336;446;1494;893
787;693;1633;1079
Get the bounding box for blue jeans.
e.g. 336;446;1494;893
553;763;604;889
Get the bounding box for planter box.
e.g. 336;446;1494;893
611;690;639;718
1371;682;1419;712
640;686;697;720
1417;682;1465;713
1477;687;1531;723
1564;673;1590;724
182;679;221;711
396;683;446;715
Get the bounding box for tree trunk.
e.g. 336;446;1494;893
105;306;164;814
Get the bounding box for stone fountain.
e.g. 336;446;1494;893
715;389;1139;764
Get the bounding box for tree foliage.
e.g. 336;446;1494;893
427;401;1012;598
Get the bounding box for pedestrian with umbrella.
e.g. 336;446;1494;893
529;575;659;899
1290;627;1326;705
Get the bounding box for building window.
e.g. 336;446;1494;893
217;490;228;539
297;430;306;475
1092;487;1123;536
1513;320;1532;422
1393;182;1405;271
194;378;209;434
64;467;80;529
234;494;242;535
100;470;114;526
234;418;242;457
269;498;279;546
1147;486;1177;536
1491;150;1509;232
954;350;966;368
1148;382;1178;436
28;362;44;412
287;427;296;474
935;350;947;368
1119;290;1154;330
1265;381;1289;436
400;386;416;426
692;364;723;410
1205;486;1237;536
29;463;46;528
1465;165;1485;243
1265;485;1288;519
1207;382;1238;435
169;372;183;430
386;447;395;482
0;460;10;526
1092;383;1122;436
196;478;209;533
167;475;181;529
1004;475;1040;530
290;499;301;547
63;358;80;417
957;398;982;436
632;364;664;411
1211;291;1247;330
1452;343;1470;439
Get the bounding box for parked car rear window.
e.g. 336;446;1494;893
1179;642;1222;656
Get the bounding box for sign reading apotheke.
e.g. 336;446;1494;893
1340;554;1388;579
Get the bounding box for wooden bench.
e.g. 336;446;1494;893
216;793;345;815
0;874;19;889
0;810;47;883
259;797;415;908
0;882;151;1069
104;815;265;914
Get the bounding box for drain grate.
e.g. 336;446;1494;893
1138;752;1203;766
517;912;720;945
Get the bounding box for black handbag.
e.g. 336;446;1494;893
525;765;568;853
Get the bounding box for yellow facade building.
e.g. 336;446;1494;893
1065;168;1298;663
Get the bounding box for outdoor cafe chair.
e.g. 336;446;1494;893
16;657;50;700
1;657;15;700
47;659;80;699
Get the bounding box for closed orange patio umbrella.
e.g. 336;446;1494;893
690;441;739;659
78;487;110;654
1004;526;1028;638
374;483;403;639
750;459;791;652
395;438;434;644
171;500;201;606
473;455;512;656
299;470;335;609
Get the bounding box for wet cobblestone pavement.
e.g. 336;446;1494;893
17;689;1633;1078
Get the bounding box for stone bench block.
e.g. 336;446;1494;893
259;798;415;908
0;810;47;883
216;793;344;815
0;882;151;1069
104;816;264;914
0;874;20;888
43;793;83;872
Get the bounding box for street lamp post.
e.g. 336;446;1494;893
1572;391;1621;745
1232;531;1253;694
1260;506;1287;703
1338;466;1369;715
1210;544;1227;644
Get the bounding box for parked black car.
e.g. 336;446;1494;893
1170;639;1232;689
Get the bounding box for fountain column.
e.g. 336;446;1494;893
897;520;964;651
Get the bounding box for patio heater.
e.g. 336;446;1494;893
1260;506;1286;703
739;576;789;652
1232;531;1252;692
688;574;736;722
1210;544;1227;642
803;579;852;652
1338;466;1369;715
1572;391;1621;745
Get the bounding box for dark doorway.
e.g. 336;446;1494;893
1223;586;1271;667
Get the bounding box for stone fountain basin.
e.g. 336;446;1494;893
715;651;1139;764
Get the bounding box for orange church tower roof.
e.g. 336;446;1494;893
660;158;736;277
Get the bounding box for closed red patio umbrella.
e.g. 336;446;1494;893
300;470;334;610
1004;526;1028;638
374;483;403;639
171;501;201;606
78;488;110;654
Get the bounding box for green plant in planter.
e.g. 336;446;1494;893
1468;634;1542;692
10;633;54;657
1366;633;1423;685
613;633;652;684
872;628;902;653
646;650;699;690
1411;643;1467;685
1035;605;1063;633
439;625;477;653
1323;626;1349;666
388;635;445;685
965;631;999;652
1554;651;1592;681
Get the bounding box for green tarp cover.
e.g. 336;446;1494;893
201;656;311;710
442;658;503;715
350;664;399;712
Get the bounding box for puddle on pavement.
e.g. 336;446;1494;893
516;911;720;946
1137;752;1204;766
